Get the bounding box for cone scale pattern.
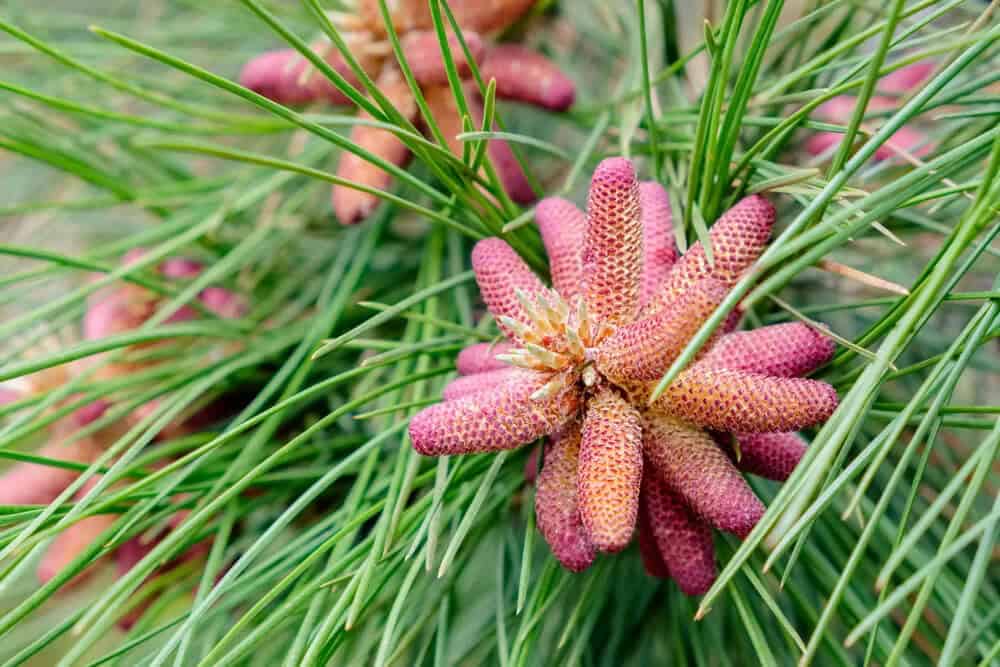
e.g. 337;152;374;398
238;0;575;224
407;157;838;594
535;422;596;571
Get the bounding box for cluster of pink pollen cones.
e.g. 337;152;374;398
408;157;840;595
238;0;575;224
0;250;244;628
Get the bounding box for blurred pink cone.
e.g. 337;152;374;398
481;44;575;111
37;477;117;587
0;438;103;506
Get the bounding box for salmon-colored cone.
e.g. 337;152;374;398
701;322;836;378
422;83;474;157
638;181;677;307
644;195;775;316
37;479;117;587
879;61;934;93
84;284;156;341
239;43;362;106
356;0;434;35
642;470;717;595
409;370;579;456
594;277;727;385
637;500;671;579
0;387;20;405
654;365;839;434
873;126;933;161
577;387;642;552
332;68;416;225
423;84;535;204
471;238;550;342
74;399;110;426
583;157;643;328
732;432;808;482
481;44;576;111
642;413;763;539
535;422;596;572
160;257;203;279
441;367;521;400
200;287;248;320
486;134;536;204
804;131;842;158
535;197;586;299
402;30;485;87
360;0;537;36
807;119;933;163
0;438;103;506
355;0;535;37
406;157;837;579
455;342;515;375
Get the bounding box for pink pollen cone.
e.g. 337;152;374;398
455;342;515;375
481;44;575;111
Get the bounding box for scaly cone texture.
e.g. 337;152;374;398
730;432;808;482
0;250;243;598
637;181;677;307
805;61;935;162
577;386;642;552
641;468;716;595
535;422;596;571
455;341;515;374
238;0;575;224
582;158;643;328
408;157;838;593
536;196;586;299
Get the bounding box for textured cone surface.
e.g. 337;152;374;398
594;277;727;385
535;422;597;572
442;367;522;401
582;157;643;328
637;498;671;579
471;238;549;342
332;69;416;224
536;197;586;300
643;470;717;594
577;387;642;552
642;413;763;538
733;432;808;481
701;322;835;378
409;370;579;455
402;29;484;86
654;365;838;433
646;195;774;315
455;342;514;375
638;181;677;307
481;44;575;111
